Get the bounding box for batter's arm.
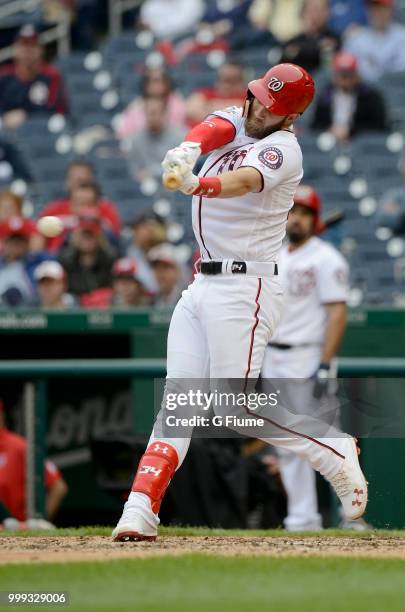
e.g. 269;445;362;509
215;167;263;196
321;302;347;364
187;167;263;198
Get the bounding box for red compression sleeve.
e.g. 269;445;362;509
185;116;236;154
192;177;222;197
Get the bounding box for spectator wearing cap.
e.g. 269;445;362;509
117;68;187;141
186;61;247;126
126;96;186;182
149;243;184;307
344;0;405;82
38;161;121;252
58;208;117;297
35;261;74;310
0;216;44;306
280;0;340;72
0;399;68;528
311;51;388;141
0;25;69;131
126;212;166;294
112;258;148;307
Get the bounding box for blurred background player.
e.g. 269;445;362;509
261;185;359;530
0;398;68;530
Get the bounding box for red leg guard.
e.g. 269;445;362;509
131;441;179;514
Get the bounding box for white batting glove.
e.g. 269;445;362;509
178;171;200;195
162;141;201;175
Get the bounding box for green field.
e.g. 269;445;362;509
1;528;405;612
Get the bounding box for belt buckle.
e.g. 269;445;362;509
231;261;247;274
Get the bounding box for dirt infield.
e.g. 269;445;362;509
1;535;405;564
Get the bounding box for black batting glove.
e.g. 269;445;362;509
313;362;331;400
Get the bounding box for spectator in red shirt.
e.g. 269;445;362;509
186;61;247;126
39;163;121;252
0;25;69;131
0;399;68;527
80;257;149;309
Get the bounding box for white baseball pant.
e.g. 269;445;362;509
144;274;348;484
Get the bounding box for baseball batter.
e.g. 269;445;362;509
261;186;350;530
113;64;367;542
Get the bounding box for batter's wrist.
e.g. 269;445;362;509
192;177;222;197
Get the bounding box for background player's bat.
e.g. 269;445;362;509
323;209;345;229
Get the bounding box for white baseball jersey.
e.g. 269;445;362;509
270;236;349;346
192;106;303;262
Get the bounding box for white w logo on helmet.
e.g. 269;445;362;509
268;77;284;92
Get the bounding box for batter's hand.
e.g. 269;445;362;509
162;141;202;176
178;171;200;195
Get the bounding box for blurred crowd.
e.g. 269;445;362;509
1;0;405;309
0;160;186;309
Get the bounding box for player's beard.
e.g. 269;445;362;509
244;105;287;139
287;225;312;245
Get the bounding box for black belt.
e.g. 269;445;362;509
269;342;320;350
268;342;293;350
200;261;278;276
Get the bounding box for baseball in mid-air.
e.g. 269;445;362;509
37;216;63;238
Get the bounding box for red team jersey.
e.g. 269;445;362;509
0;427;61;521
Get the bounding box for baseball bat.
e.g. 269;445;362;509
162;170;183;191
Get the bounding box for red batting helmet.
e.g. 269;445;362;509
293;185;325;234
247;63;315;116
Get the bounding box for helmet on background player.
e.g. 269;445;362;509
247;63;315;116
293;185;325;234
